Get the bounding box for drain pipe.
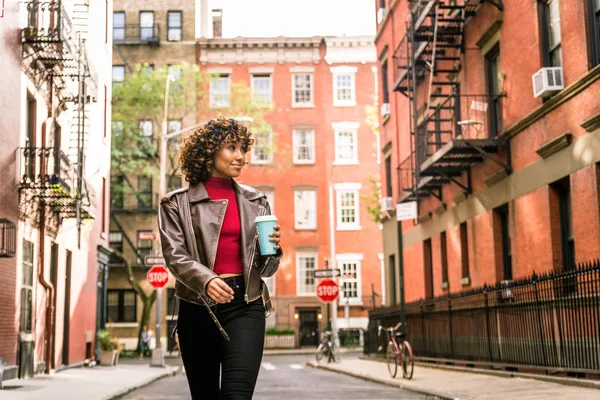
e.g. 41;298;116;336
38;203;55;373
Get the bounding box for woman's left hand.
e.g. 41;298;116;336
269;225;282;250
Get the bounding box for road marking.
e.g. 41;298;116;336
289;364;304;369
262;362;276;370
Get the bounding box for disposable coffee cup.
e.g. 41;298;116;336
255;215;278;256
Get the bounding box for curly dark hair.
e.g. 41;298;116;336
179;116;254;185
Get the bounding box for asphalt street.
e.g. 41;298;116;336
118;354;432;400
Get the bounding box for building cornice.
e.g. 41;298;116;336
197;36;322;50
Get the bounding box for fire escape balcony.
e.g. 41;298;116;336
18;147;95;220
113;24;161;46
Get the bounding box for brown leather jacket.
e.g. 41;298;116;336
158;180;282;321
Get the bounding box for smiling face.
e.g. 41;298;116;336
211;141;248;179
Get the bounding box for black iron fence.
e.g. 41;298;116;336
367;261;600;374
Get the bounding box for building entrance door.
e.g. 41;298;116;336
298;310;318;347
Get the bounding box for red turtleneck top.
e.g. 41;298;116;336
203;177;243;275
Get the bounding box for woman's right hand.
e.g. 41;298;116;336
206;278;234;304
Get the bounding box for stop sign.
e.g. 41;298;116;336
316;279;339;303
147;265;169;289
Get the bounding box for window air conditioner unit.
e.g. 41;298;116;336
380;103;390;118
168;30;182;41
377;8;386;24
532;67;564;98
380;196;394;212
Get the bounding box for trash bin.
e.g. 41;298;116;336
0;357;6;390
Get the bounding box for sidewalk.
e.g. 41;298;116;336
307;356;600;400
0;361;179;400
264;346;362;356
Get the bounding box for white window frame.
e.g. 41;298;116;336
331;66;357;107
333;121;360;165
139;120;153;142
251;131;273;164
334;182;362;231
337;253;363;305
292;129;316;164
294;189;317;230
112;65;125;84
296;252;317;295
209;74;230;108
291;73;314;108
251;74;272;105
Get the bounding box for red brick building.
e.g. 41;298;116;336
198;35;383;345
0;1;112;380
374;0;600;304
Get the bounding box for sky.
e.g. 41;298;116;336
211;0;376;38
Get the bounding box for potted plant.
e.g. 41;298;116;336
98;329;120;366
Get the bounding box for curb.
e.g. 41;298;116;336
104;365;182;400
360;356;600;391
264;347;362;356
306;362;467;400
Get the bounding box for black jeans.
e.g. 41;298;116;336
177;275;266;400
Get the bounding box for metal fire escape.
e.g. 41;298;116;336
20;0;96;244
393;0;509;204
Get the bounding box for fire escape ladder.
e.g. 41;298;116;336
110;213;147;266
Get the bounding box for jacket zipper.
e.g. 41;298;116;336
212;199;227;270
245;204;266;302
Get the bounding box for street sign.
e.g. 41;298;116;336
147;265;169;289
314;269;341;279
144;255;165;266
138;231;157;241
396;201;418;221
316;279;339;303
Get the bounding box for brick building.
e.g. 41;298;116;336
374;0;600;305
0;1;112;380
198;35;383;346
107;0;216;351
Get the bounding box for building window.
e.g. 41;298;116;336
252;74;272;105
381;60;389;105
167;11;182;41
589;0;600;67
331;67;357;107
112;65;125;84
294;189;317;229
292;129;315;164
333;122;359;164
423;239;433;299
102;177;107;233
137;231;154;264
440;232;449;286
495;204;512;281
167;65;182;85
551;177;575;271
140;64;154;75
210;74;230;108
292;73;313;107
388;254;396;305
297;252;317;295
112;121;124;137
334;183;361;231
485;44;502;138
137;176;153;209
107;290;137;323
20;240;34;333
251;131;273;164
111;175;124;209
109;232;123;254
460;222;470;282
385;155;392;197
261;189;275;213
139;11;155;41
113;12;125;41
539;0;562;68
139;120;153;143
338;254;363;304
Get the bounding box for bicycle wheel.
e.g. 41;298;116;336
401;341;414;379
386;342;398;378
315;344;325;364
330;349;341;364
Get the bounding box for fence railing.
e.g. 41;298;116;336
367;261;600;374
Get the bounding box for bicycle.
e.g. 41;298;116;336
315;331;339;364
378;322;414;379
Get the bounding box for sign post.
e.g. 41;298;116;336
395;200;417;336
147;265;168;367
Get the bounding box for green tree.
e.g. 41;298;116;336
362;98;382;224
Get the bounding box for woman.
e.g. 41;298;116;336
158;116;282;399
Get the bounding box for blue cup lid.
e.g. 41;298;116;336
255;215;277;223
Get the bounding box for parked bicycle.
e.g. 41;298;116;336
378;322;414;379
315;331;339;364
